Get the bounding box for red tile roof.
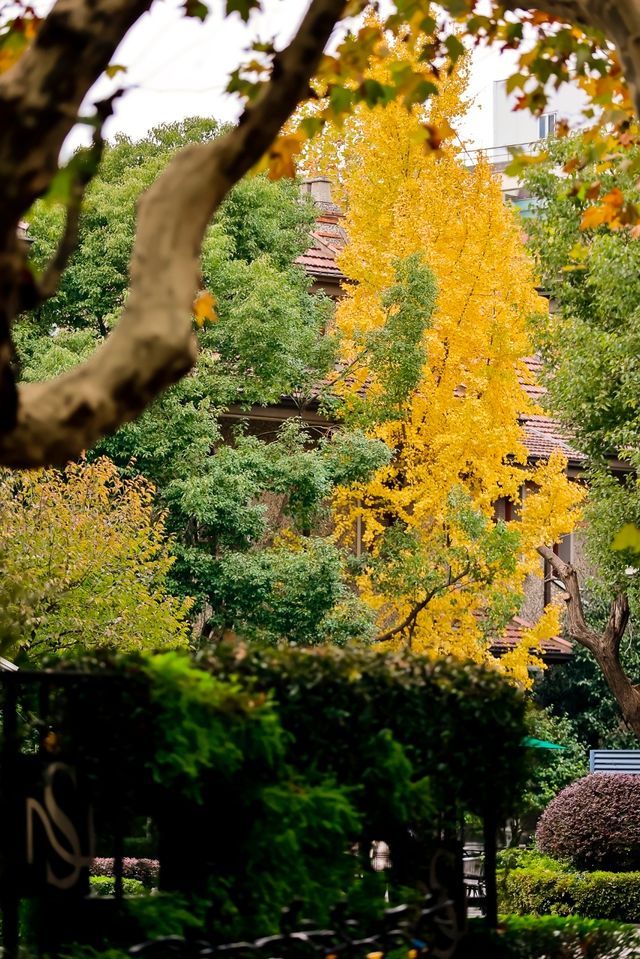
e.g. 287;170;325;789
296;244;344;278
490;616;573;662
519;356;584;464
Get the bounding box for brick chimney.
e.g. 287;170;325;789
301;176;332;205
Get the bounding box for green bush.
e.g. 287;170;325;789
89;876;146;897
497;848;571;872
33;647;527;943
499;864;640;922
462;915;639;958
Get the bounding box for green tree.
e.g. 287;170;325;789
524;137;640;737
0;457;191;661
514;706;588;842
19;122;392;645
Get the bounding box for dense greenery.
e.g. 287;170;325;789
17;120;402;648
524;138;640;472
28;647;527;945
512;706;587;840
499;860;640;923
0;458;190;661
463;915;639;959
537;636;640;749
523;140;640;598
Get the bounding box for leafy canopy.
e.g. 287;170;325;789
0;457;191;661
314;37;583;682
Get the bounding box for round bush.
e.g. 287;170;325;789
536;774;640;871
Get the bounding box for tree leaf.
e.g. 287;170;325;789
193;290;217;327
226;0;260;21
267;134;304;181
611;523;640;553
106;64;127;78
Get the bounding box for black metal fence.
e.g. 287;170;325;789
0;670;498;959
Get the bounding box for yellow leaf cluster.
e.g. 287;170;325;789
0;457;192;661
321;40;583;686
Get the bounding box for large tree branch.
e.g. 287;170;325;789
373;563;472;645
0;0;346;466
0;0;153;226
537;544;601;652
499;1;640;115
537;543;640;736
16;95;114;316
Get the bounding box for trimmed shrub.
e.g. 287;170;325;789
91;858;159;888
462;915;639;958
34;647;528;942
536;774;640;871
497;848;570;873
89;876;146;897
499;865;640;922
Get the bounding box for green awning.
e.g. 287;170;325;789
522;736;566;750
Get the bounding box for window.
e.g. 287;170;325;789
538;113;556;138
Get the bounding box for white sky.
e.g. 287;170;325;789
66;0;522;154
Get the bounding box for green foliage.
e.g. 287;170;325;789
36;647;527;941
537;602;640;749
524;139;640;571
125;894;203;939
19;120;396;646
207;537;377;645
201;644;529;822
497;848;571;873
163;418;388;638
499;863;640;922
144;651;285;800
0;458;190;662
517;706;588;825
88;877;145;897
463;915;639;959
343;254;438;426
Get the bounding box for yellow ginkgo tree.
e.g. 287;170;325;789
312;41;584;685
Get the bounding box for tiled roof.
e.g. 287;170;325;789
296;244;344;278
519;356;585;464
295;205;347;280
490;616;573;662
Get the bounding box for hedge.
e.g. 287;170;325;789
89;876;146;897
91;858;159;888
499;865;640;922
461;915;639;958
33;647;527;942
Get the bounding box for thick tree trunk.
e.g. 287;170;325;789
0;0;346;467
538;545;640;738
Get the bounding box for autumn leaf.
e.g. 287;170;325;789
267;134;304;181
580;203;614;230
193;290;217;326
505;151;549;177
602;187;625;209
580;188;626;230
105;64;127;79
611;523;640;553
